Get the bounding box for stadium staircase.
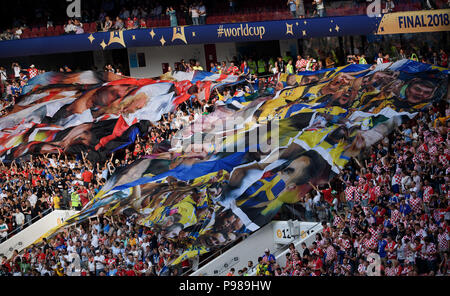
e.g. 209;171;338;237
0;210;78;259
189;220;323;276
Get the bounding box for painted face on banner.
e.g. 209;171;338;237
321;73;355;95
300;75;320;86
404;78;436;104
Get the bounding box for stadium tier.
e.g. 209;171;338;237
0;0;449;279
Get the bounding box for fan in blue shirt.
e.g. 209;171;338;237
378;238;387;258
399;201;412;216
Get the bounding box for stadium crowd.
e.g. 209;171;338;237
0;38;449;275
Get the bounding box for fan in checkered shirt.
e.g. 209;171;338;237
27;64;38;79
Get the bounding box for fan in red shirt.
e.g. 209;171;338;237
311;253;323;276
126;18;134;29
1;260;11;273
321;183;333;205
181;259;190;272
134;261;144;275
32;175;41;186
27;65;38;79
125;268;136;276
115;266;126;276
322;221;331;235
78;186;89;207
82;169;93;185
133;143;141;157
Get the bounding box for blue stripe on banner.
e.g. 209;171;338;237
224;95;247;105
285;102;328;118
297;64;371;76
112;151;247;191
191;71;212;83
212;79;246;90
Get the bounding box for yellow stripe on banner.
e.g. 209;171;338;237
376;9;450;35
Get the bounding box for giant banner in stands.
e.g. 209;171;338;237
0;70;239;162
33;60;449;266
0;10;449;58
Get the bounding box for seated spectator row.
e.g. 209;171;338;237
10;0;441;40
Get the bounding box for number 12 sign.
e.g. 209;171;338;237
273;221;294;244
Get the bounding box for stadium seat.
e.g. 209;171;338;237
162;19;170;27
22;27;31;36
20;31;30;39
248;13;258;22
55;25;64;35
206;16;217;24
44;28;52;37
89;22;98;33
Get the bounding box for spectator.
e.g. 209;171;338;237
314;0;326;17
126;18;134;30
198;2;207;25
0;218;8;241
421;0;436;10
262;248;276;273
27;64;38;79
190;3;199;26
12;62;21;81
296;55;307;72
192;61;203;71
226;61;239;75
210;62;219;73
296;0;306;18
256;256;270;276
287;1;297;18
382;0;395;13
180;1;191;25
119;8;130;20
74;20;84;34
0;66;6;97
64;19;76;34
113;17;124;30
376;52;384;65
103;16;112;31
439;49;448;67
286;59;294;74
228;0;236;14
